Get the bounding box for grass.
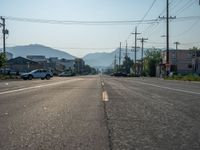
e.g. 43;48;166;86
0;74;20;80
165;74;200;82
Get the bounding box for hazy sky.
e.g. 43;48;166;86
0;0;200;57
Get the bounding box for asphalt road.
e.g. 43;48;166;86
0;76;200;150
0;76;109;150
102;76;200;150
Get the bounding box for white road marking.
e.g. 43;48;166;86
102;91;109;101
0;79;82;95
134;81;200;95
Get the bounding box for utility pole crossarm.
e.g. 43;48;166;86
174;42;180;50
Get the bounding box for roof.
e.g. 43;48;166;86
27;55;46;59
7;56;39;65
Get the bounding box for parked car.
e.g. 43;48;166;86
59;72;75;77
112;72;128;77
20;69;53;80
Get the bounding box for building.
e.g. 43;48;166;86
59;59;75;71
48;57;65;75
161;49;194;75
27;55;47;69
47;57;76;75
192;50;200;74
49;57;59;63
26;55;47;62
6;57;42;74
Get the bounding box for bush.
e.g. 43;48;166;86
0;74;20;80
164;74;200;82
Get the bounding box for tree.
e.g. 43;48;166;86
189;47;199;51
0;53;6;69
122;56;134;74
144;48;161;77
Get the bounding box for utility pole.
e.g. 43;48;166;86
125;41;128;58
114;54;117;70
138;37;148;75
166;0;169;67
119;42;122;67
174;42;180;50
0;16;8;54
159;0;176;75
0;17;9;74
132;27;141;75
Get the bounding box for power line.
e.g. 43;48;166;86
170;0;184;14
147;41;200;45
137;0;157;27
158;0;173;17
3;16;157;25
174;0;196;16
172;19;200;37
174;41;180;50
125;0;157;42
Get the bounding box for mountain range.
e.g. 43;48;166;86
1;44;145;67
3;44;75;60
83;48;143;67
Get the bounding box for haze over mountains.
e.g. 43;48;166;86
4;44;75;60
2;44;145;67
83;48;143;67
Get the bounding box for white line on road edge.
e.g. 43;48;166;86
102;91;109;101
134;81;200;95
0;79;82;95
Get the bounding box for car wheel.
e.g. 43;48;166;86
28;75;33;80
46;75;50;80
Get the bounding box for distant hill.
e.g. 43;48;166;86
2;44;75;59
83;48;143;67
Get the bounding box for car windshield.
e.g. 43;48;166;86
30;70;39;73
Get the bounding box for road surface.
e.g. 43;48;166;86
0;75;200;150
0;76;109;150
102;76;200;150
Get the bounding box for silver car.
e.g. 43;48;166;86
21;69;53;80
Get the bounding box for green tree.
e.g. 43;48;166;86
144;48;161;77
122;56;134;74
189;46;199;51
0;53;6;69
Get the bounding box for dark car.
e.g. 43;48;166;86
113;72;128;77
59;72;75;77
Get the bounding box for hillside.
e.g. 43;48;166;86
83;48;142;67
3;44;75;59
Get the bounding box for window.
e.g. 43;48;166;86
187;52;192;59
172;52;176;59
188;64;192;68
